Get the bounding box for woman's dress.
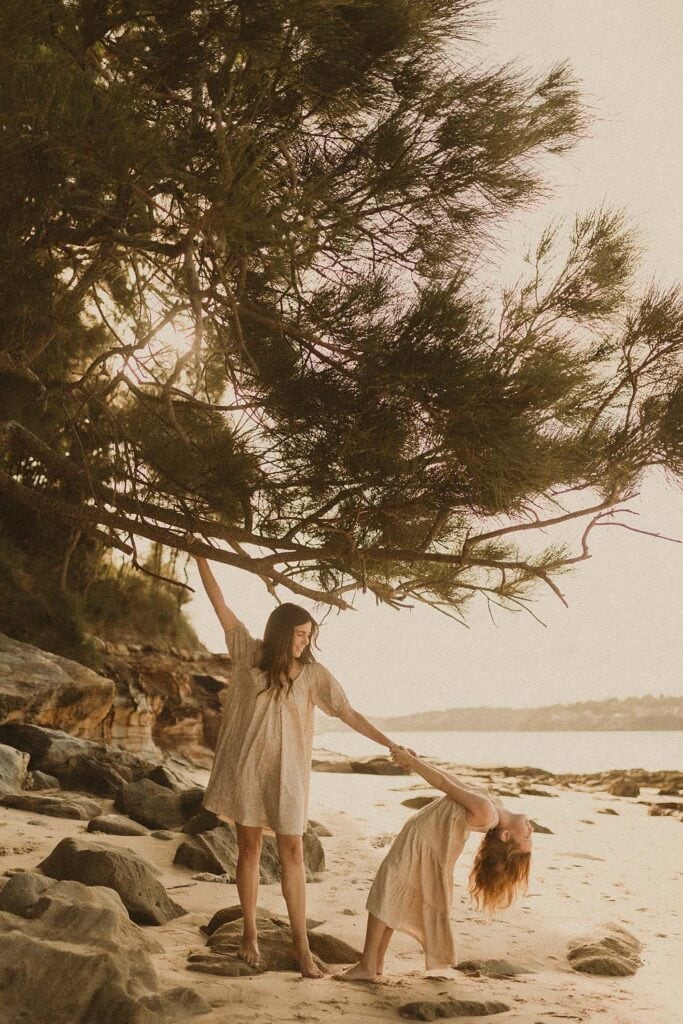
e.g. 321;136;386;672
203;619;351;835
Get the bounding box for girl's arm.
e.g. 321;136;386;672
336;705;396;750
195;556;239;633
392;747;493;826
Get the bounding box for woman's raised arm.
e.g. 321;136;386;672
195;556;239;633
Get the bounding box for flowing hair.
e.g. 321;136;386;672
258;603;318;695
468;828;531;913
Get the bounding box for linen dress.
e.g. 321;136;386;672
203;619;352;835
365;793;500;969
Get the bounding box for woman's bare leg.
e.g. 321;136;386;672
376;925;394;976
277;833;325;978
336;913;388;981
235;823;263;966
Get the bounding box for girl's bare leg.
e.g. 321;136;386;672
235;823;263;966
336;913;388;981
376;925;394;976
277;833;325;978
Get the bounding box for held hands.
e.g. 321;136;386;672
390;744;416;769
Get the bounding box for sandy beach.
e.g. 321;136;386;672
1;759;681;1024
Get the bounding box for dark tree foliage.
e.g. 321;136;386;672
0;0;681;638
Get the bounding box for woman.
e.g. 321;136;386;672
337;745;532;980
195;555;399;978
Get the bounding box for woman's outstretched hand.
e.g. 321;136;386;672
390;744;415;769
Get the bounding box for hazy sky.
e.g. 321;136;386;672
186;1;683;716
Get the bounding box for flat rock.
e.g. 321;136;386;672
398;999;510;1019
114;778;204;830
151;830;176;841
456;958;533;978
350;756;409;776
311;752;354;773
0;722;156;796
597;807;618;815
0;874;207;1023
401;796;438;809
530;819;553;834
88;814;149;837
520;786;557;797
1;792;102;820
38;835;186;925
203;904;324;936
0;742;30;795
189;918;329;976
567;923;643;976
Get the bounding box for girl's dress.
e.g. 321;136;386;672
365;793;499;969
203;619;351;835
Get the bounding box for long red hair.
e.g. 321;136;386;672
468;828;531;913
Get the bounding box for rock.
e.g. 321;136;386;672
530;819;554;834
401;796;438;809
0;632;114;736
597;808;618;815
147;762;197;792
189;917;328;976
24;770;61;790
38;835;186;925
176;821;324;882
0;875;207;1023
398;999;510;1019
350;756;409;775
608;777;640;798
520;786;557;797
0;722;157;796
0;871;55;916
139;987;211;1020
567;923;643;976
0;792;102;820
311;751;354;773
308;819;332;837
307;930;362;965
456;959;533;978
0;742;29;794
114;778;204;830
203;904;323;936
658;785;680;796
183;807;220;834
87;814;149;837
151;830;176;841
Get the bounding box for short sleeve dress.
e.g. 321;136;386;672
365;793;500;969
203;619;352;836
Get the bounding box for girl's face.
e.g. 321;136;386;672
508;814;534;853
291;621;313;660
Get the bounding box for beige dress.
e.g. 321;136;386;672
366;794;499;969
203;619;352;835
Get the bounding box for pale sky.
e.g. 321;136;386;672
186;1;683;716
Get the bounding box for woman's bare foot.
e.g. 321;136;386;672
296;949;327;978
376;958;385;977
238;935;260;968
334;961;379;982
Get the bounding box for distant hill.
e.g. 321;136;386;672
320;695;683;731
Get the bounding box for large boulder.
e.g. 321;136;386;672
1;792;102;820
0;874;209;1024
608;777;640;798
0;723;157;796
38;836;186;926
0;741;29;794
114;778;204;830
0;633;114;735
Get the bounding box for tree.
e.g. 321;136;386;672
0;0;681;638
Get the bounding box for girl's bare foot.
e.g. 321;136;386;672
376;959;385;977
334;961;379;982
238;935;260;968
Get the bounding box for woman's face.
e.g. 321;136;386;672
291;621;313;659
508;814;534;853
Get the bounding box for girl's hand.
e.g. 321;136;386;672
390;745;414;768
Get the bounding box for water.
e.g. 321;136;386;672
315;728;683;774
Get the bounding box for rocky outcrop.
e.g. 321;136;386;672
0;633;114;737
0;722;157;795
38;836;187;925
567;923;643;976
0;741;29;794
0;873;209;1023
97;640;231;765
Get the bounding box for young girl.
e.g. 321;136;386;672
338;745;533;980
195;555;400;978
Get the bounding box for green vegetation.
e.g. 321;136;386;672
0;1;681;649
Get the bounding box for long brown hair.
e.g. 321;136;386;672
258;603;318;695
468;828;531;913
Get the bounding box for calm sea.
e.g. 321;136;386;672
315;728;683;774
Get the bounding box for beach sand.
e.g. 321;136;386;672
1;764;681;1023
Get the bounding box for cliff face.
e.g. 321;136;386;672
0;633;231;767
